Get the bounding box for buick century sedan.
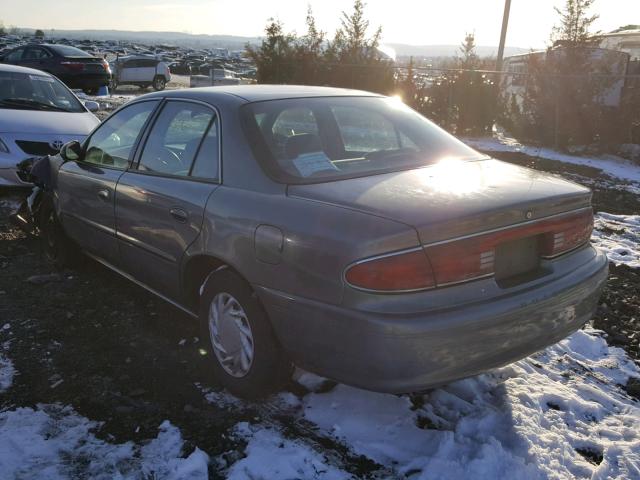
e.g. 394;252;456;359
39;85;608;397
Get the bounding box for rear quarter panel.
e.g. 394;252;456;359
187;186;420;305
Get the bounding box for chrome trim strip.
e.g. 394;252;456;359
67;212;116;236
84;251;197;318
116;230;176;263
343;207;592;294
421;207;592;248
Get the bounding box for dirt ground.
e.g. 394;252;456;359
1;149;639;477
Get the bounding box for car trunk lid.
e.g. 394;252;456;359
288;158;591;246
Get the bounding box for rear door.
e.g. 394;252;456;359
21;46;53;71
57;100;159;266
137;58;158;82
118;59;138;82
115;99;220;299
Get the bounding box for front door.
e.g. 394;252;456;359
57;100;159;266
115;100;220;299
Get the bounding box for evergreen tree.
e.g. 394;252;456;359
552;0;599;46
459;33;478;69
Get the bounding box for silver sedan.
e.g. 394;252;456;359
40;85;608;398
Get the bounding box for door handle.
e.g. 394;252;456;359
169;207;188;223
97;189;110;201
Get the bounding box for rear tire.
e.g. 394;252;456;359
152;75;166;91
199;269;291;398
38;197;77;268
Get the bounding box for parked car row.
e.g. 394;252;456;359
0;64;100;186
0;34;256;92
0;44;111;94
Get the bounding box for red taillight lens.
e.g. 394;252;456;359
345;249;435;292
424;208;594;286
101;59;111;73
61;61;85;72
345;208;593;292
539;209;593;257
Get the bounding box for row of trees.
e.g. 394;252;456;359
246;1;495;135
247;0;638;149
246;2;394;94
0;22;44;37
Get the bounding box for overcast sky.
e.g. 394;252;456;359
1;0;637;48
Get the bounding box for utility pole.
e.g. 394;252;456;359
495;0;512;71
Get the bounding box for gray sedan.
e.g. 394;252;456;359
42;85;608;398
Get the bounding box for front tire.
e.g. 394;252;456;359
152;76;166;91
199;269;291;398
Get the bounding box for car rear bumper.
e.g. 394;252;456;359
256;247;609;393
60;74;111;89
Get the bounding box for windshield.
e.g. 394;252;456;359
242;96;484;184
0;71;85;113
50;45;93;58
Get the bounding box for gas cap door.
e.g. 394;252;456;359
254;225;284;264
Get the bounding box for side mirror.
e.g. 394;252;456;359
60;141;82;162
83;100;100;112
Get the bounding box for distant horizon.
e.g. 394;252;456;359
2;0;636;50
5;26;535;57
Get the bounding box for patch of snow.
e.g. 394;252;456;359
0;353;15;392
297;328;640;480
0;405;208;479
463;134;640;184
225;422;350;480
294;368;332;392
592;213;640;268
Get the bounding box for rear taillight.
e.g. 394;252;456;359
100;59;111;73
61;61;85;71
539;209;593;257
344;249;435;292
345;208;593;292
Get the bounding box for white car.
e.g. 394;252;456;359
110;56;171;91
0;64;100;187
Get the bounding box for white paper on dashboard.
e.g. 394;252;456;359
293;151;338;177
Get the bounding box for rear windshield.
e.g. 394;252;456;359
242;96;483;184
50;45;93;58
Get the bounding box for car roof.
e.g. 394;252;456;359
144;85;382;104
0;63;53;76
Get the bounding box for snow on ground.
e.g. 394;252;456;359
463;133;640;185
224;423;350;480
592;213;640;268
0;353;15;392
213;328;640;480
0;405;208;479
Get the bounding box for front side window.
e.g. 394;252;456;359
138;101;214;177
243;96;483;183
83;101;157;169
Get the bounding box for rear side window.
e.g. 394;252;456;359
138;59;158;68
138;101;214;177
190;117;219;180
24;48;52;60
4;48;24;62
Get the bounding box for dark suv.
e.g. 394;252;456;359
0;44;111;94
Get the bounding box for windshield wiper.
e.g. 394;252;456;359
0;98;70;112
